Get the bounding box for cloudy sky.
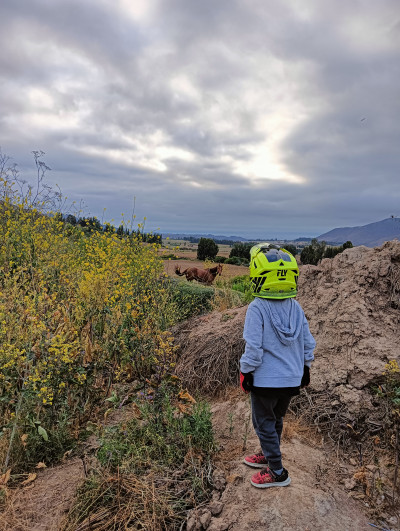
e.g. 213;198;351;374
1;0;399;238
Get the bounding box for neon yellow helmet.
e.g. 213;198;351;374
249;243;299;299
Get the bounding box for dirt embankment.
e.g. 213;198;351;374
298;241;400;403
172;241;400;529
175;241;400;411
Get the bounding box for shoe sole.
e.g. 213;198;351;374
251;477;291;488
243;458;268;469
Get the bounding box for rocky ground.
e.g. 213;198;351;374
196;394;374;531
2;394;386;531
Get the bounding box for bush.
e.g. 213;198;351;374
229;242;254;260
169;281;214;321
282;244;297;256
225;256;249;266
213;256;227;263
300;239;327;265
301;239;354;264
197;238;219;260
63;384;215;531
0;157;178;472
222;275;253;304
97;387;215;472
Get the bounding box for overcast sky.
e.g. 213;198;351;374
1;0;399;238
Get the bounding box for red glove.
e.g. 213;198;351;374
240;372;253;393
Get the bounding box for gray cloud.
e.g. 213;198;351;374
1;0;399;238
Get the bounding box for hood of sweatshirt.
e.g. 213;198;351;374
261;298;303;346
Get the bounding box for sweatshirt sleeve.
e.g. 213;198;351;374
303;314;316;368
240;304;264;373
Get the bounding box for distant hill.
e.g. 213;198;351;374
162;233;248;242
317;218;400;247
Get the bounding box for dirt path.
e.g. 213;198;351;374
0;457;85;531
1;396;374;531
207;394;371;531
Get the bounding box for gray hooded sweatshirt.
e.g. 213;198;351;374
240;297;316;388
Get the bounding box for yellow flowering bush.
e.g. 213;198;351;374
0;172;177;470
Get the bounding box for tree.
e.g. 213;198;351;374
302;240;354;264
300;239;326;265
65;214;77;225
78;216;102;233
282;244;297;256
197;238;219;260
229;242;254;260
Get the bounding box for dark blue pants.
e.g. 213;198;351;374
250;393;292;471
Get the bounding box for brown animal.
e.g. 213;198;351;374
175;263;222;285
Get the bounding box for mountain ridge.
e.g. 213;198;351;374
317;217;400;247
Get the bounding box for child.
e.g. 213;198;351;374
239;243;316;488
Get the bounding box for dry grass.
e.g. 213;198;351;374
174;307;247;395
61;472;183;531
282;413;322;445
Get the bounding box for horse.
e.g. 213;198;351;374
175;263;222;285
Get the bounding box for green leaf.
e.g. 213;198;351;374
37;426;48;441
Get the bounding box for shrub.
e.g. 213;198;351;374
300;239;327;265
213;256;227;263
63;384;215;531
0;161;178;472
197;238;219;260
221;275;253;304
169;281;214;321
229;242;254;260
225;256;249;266
282;244;297;256
301;239;354;264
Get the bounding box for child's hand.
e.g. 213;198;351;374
240;372;253;393
301;365;310;388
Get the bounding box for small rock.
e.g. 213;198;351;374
212;490;221;501
331;400;340;406
199;510;212;529
209;501;224;516
366;464;377;472
349;458;357;466
208;523;229;531
212;469;227;491
187;516;197;531
389;516;398;525
344;478;357;490
227;473;243;485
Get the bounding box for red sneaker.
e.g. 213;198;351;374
251;468;291;488
243;452;268;468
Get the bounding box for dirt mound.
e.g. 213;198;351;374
297;240;400;409
174;241;400;411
